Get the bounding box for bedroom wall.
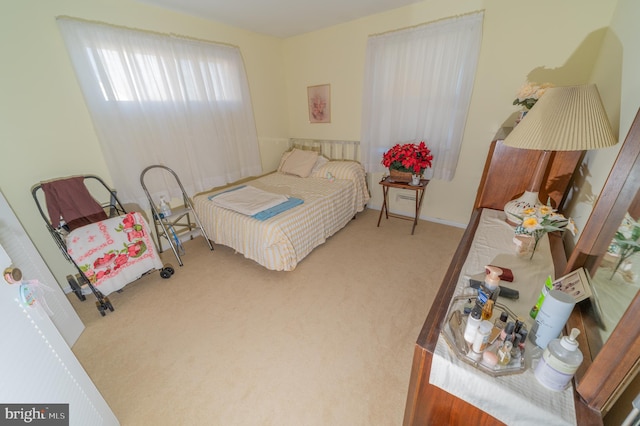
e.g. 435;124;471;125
1;0;290;286
282;0;621;227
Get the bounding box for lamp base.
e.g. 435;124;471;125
504;191;542;225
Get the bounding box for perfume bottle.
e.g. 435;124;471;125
481;299;494;320
497;340;513;366
494;311;508;329
488;311;508;344
511;334;522;359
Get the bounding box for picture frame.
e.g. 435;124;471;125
553;267;605;329
307;84;331;123
552;267;593;302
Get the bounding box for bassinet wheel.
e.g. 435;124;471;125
160;268;172;279
66;275;86;301
105;297;114;312
96;301;106;316
163;264;175;275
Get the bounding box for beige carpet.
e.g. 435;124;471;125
69;208;464;425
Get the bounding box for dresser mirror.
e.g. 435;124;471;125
581;189;640;354
565;107;640;412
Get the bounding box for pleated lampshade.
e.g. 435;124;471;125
501;84;617;225
503;84;617;151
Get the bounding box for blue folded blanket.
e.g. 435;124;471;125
209;185;304;221
252;197;304;221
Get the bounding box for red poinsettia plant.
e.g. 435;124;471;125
381;141;433;175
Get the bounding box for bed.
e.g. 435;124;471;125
193;148;369;271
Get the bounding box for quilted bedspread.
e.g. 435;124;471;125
193;161;369;271
66;212;163;296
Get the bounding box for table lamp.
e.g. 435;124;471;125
502;84;617;224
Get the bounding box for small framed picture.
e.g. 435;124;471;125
553;267;605;328
552;267;592;302
307;84;331;123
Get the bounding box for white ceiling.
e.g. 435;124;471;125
136;0;422;38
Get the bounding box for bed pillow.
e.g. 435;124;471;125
279;148;319;177
310;155;329;175
310;160;365;180
277;150;294;172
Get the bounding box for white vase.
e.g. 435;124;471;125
411;174;421;186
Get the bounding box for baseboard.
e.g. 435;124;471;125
365;205;466;229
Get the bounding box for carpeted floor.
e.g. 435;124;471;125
69;208;464;425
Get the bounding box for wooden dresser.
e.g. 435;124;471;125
401;133;602;425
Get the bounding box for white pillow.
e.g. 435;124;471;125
277;150;294;172
310;155;329;175
279;148;319;177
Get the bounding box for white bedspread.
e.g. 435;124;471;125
194;161;369;271
210;186;289;216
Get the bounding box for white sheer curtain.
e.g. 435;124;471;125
360;12;483;181
57;17;262;207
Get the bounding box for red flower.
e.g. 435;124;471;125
95;269;110;280
94;252;116;269
114;253;129;268
127;241;146;258
122;213;135;230
381;141;433;175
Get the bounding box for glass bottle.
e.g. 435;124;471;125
481;299;494;320
494;311;508;329
497;340;512;366
511;334;522;360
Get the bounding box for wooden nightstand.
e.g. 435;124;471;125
377;176;429;235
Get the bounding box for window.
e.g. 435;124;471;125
57;17;262;206
360;12;483;181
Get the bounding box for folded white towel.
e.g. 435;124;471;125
211;186;289;216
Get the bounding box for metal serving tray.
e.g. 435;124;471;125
441;294;527;377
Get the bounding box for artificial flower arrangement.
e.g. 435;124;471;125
607;214;640;279
514;204;577;259
381;141;433;175
513;81;554;110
